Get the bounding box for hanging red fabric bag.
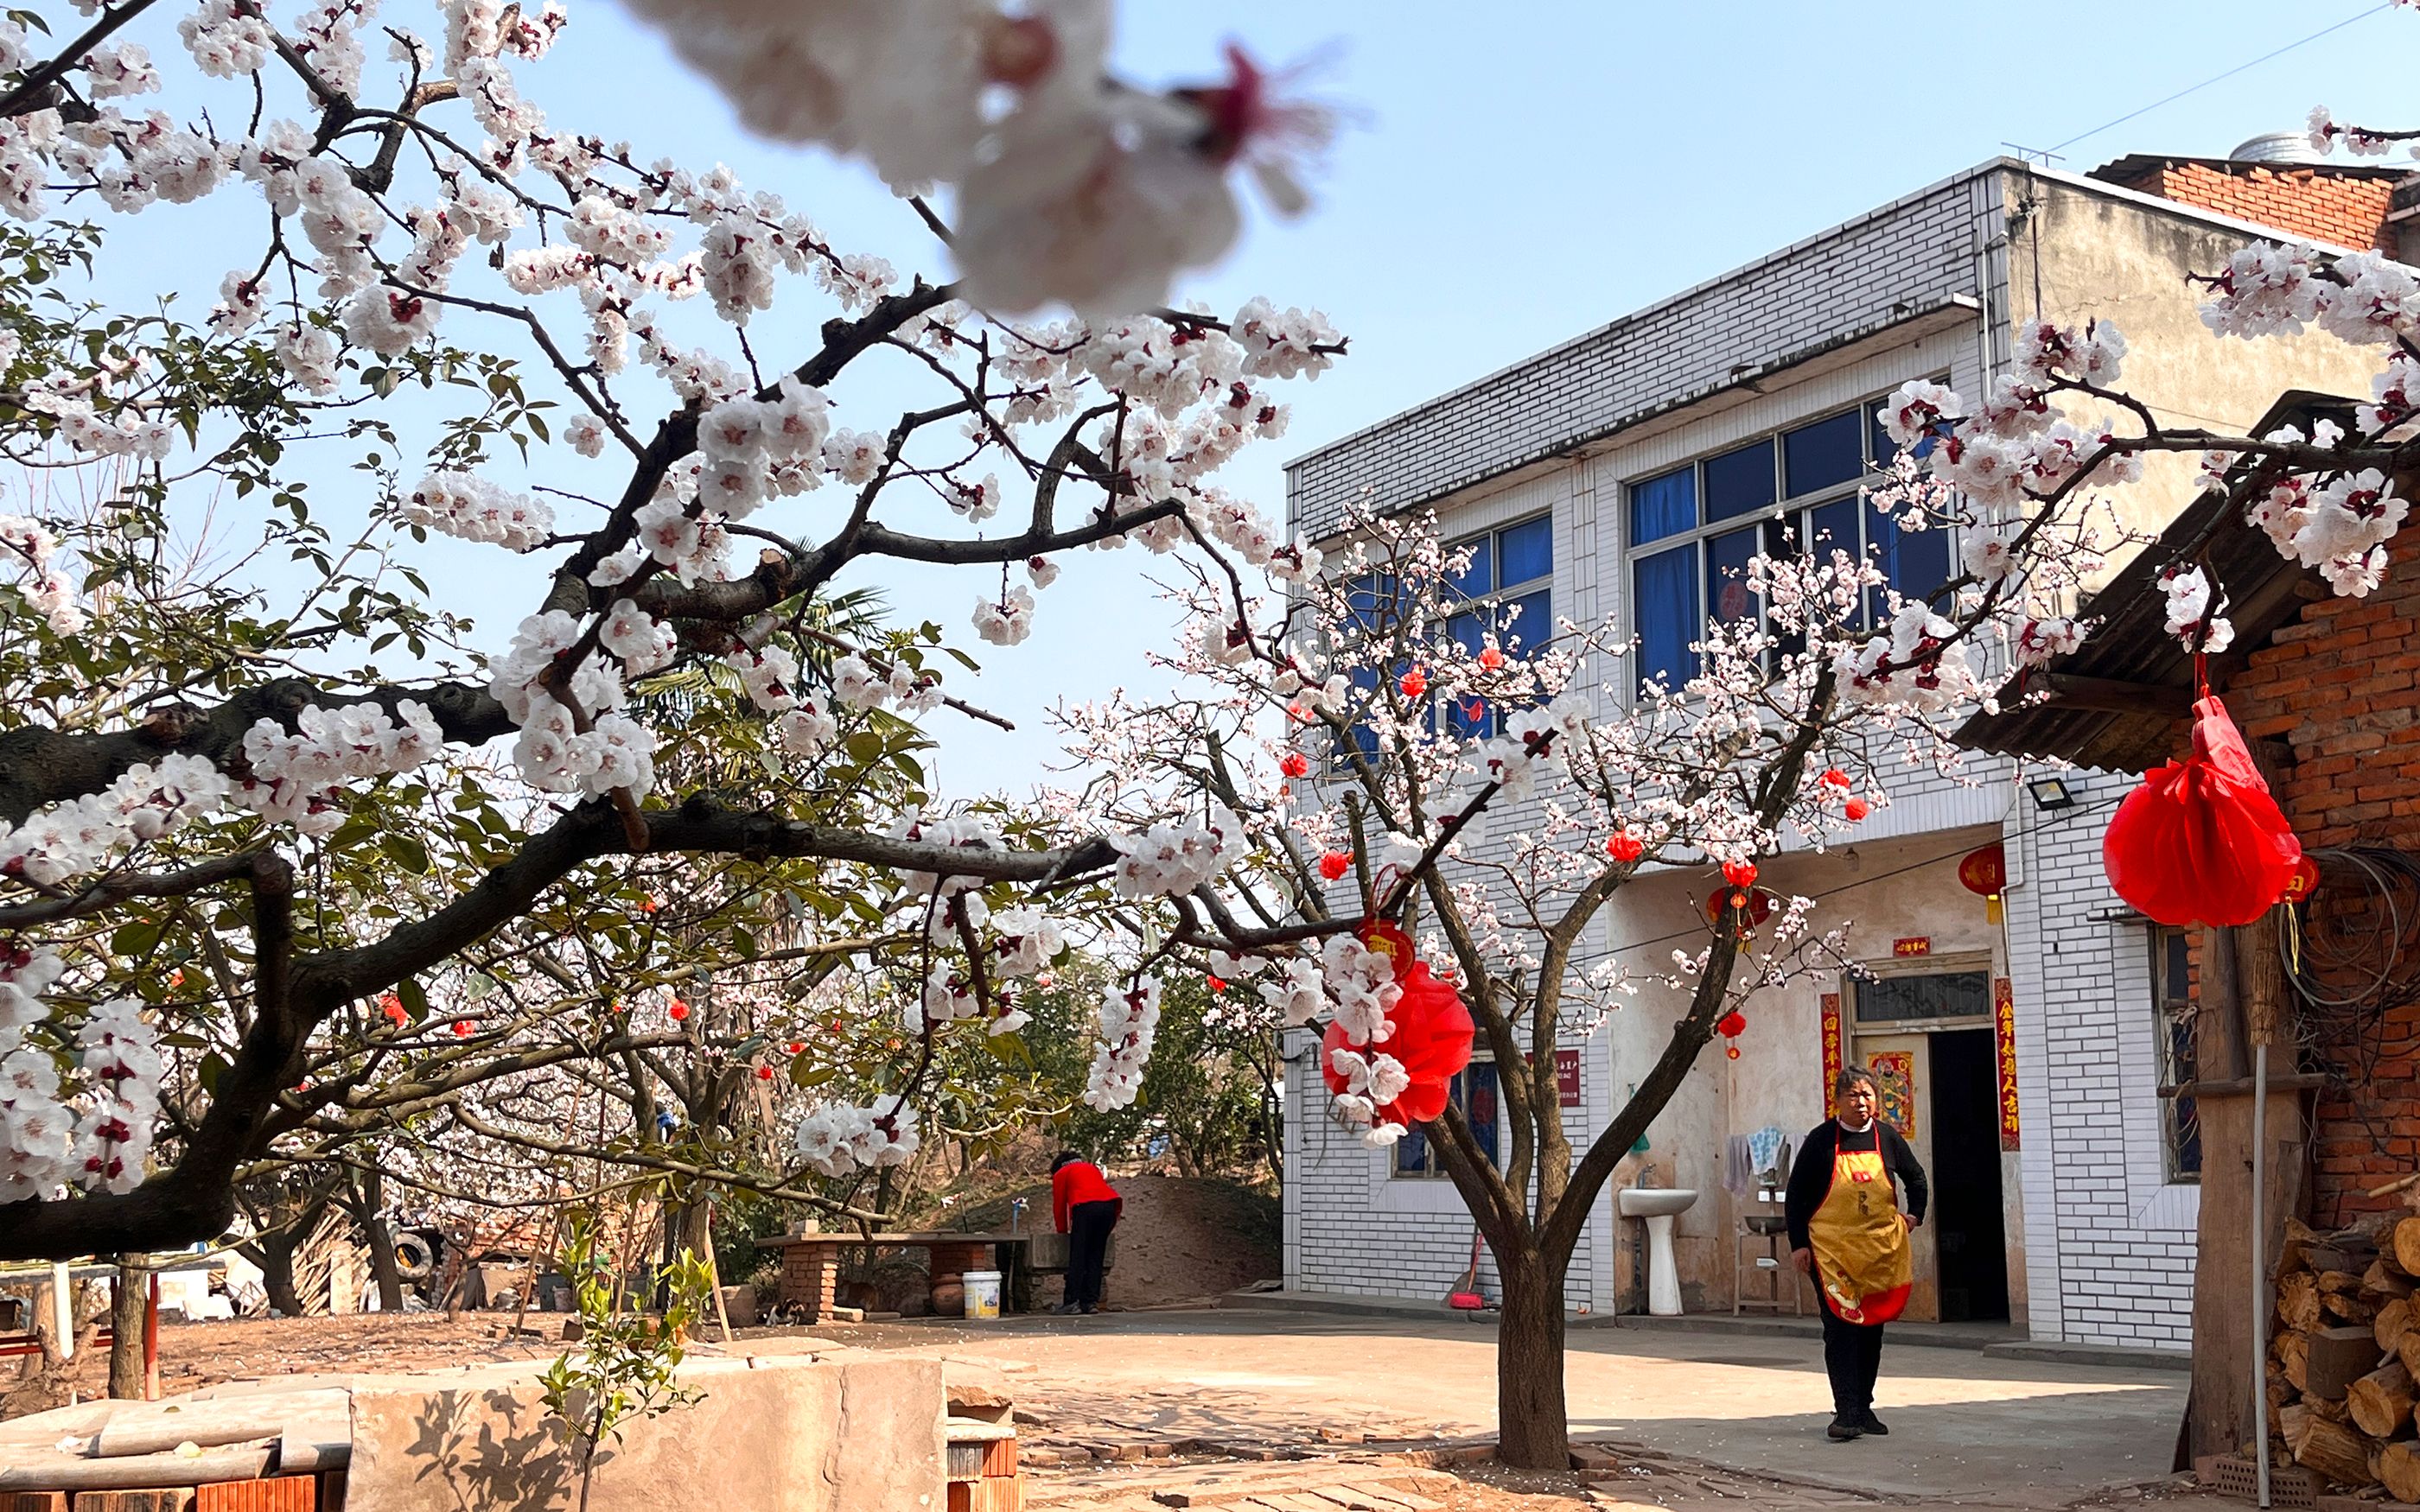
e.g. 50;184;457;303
1321;927;1476;1128
2102;695;2303;927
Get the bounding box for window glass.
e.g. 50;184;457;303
1498;588;1552;655
1446;611;1492;738
1448;535;1493;601
1498;516;1553;588
1633;545;1698;692
1868;497;1952;610
2152;928;2201;1181
1703;439;1777;522
1345;574;1399;632
1853;971;1990;1023
1392;1063;1500;1175
1705;524;1761;632
1629;467;1696;546
1808;498;1861;560
1339;664;1382;761
1784;410;1864;498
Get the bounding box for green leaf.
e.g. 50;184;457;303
379;832;430;874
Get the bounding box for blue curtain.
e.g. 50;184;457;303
1633;545;1697;691
1630;467;1696;546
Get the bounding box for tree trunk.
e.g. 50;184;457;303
108;1257;146;1401
344;1172;405;1314
255;1230;303;1318
1493;1252;1570;1471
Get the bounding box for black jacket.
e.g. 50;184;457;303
1784;1118;1929;1252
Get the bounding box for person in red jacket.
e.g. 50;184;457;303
1051;1153;1122;1315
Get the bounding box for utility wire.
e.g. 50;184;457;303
2043;3;2391;157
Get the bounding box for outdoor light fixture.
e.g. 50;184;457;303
2028;776;2077;811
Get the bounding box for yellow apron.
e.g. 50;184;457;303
1809;1136;1912;1325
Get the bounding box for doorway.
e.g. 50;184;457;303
1926;1027;2010;1323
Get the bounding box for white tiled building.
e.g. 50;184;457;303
1279;148;2389;1352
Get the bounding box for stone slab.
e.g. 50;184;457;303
345;1352;946;1512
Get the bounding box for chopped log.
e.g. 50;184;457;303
2282;1331;2315;1393
2293;1413;2379;1487
2384;1440;2420;1504
2400;1328;2420;1381
2394;1217;2420;1279
2379;1298;2413;1354
2321;1269;2368;1295
2313;1393;2353;1424
2285;1273;2328;1333
2309;1325;2388;1401
2372;1259;2418;1299
2349;1360;2415;1438
2328;1293;2381;1325
2286;1217;2321;1279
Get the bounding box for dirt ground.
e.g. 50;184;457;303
10;1312;561;1407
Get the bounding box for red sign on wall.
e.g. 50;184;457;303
1820;992;1844;1119
1555;1048;1581;1108
1994;976;2022;1151
1893;937;1932;958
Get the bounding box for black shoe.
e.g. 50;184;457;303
1856;1410;1888;1436
1078;1304;1097;1315
1052;1303;1080;1315
1826;1414;1863;1441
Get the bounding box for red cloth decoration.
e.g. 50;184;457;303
2104;695;2304;928
1717;1011;1747;1038
1320;926;1475;1129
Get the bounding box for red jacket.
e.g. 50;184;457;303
1052;1161;1121;1232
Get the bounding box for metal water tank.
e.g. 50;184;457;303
2231;131;2330;166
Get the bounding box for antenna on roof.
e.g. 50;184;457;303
2003;143;2067;168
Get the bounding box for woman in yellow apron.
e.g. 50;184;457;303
1785;1068;1929;1442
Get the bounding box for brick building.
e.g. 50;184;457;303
1281;142;2390;1356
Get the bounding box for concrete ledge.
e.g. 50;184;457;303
1222;1289;1493;1322
1983;1338;2192;1373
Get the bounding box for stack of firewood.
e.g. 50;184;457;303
2272;1215;2420;1499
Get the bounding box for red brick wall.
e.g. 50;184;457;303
2224;528;2420;1221
2111;162;2395;253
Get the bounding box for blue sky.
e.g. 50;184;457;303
81;1;2420;798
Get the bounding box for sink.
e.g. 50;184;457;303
1614;1188;1698;1317
1616;1187;1698;1218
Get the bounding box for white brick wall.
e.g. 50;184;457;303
2003;766;2199;1353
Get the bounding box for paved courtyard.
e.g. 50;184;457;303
805;1306;2193;1509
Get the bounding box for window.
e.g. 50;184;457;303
1624;394;1955;694
1442;516;1552;738
1392;1061;1500;1177
2151;926;2202;1181
1852;970;1990;1024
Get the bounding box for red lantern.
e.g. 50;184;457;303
756;1064;775;1080
2104;696;2303;927
1398;668;1429;699
1607;831;1645;863
450;1020;474;1038
784;1040;806;1055
379;992;407;1026
2283;853;2321;903
1721;859;1759;890
1318;851;1351;881
1844;798;1869;823
1705;886;1777;931
1281;753;1309;779
1819;769;1850;791
1320;927;1475;1130
1479;647;1506;671
1717;1011;1747;1038
669;999;691;1021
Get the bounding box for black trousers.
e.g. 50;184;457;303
1066;1201;1118;1309
1816;1291;1886;1417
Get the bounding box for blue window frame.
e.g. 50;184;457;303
1625;387;1955;694
1392;1060;1500;1176
1443;516;1553;738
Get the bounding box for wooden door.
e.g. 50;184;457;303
1854;1031;1938;1323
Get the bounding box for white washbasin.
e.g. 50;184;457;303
1616;1186;1698;1217
1615;1188;1697;1317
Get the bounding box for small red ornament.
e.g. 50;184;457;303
1820;768;1850;790
2284;853;2322;903
669;999;691;1021
167;969;185;988
1844;798;1869;822
1721;859;1758;890
756;1064;775;1080
1281;752;1309;779
1726;1045;1742;1060
1207;975;1227;994
1318;851;1351;881
785;1040;806;1055
1705;886;1778;931
1478;647;1506;672
450;1020;474;1038
1399;667;1429;699
640;895;661;913
379;992;407;1026
1608;831;1644;863
1718;1010;1748;1038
